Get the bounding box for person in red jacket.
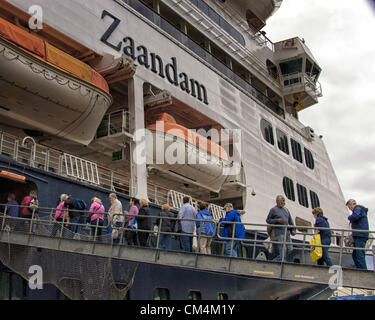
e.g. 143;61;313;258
20;190;38;232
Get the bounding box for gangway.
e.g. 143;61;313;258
0;206;374;291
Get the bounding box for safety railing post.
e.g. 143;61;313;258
281;225;287;262
197;220;202;253
339;230;344;266
1;205;7;231
230;223;235;257
156;216;162;250
251;231;257;259
29;209;35;234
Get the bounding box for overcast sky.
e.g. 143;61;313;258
264;0;375;230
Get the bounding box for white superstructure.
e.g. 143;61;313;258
0;0;348;236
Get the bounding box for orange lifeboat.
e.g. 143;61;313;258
0;17;112;145
146;113;232;192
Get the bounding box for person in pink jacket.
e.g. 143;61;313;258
89;197;105;241
51;194;69;237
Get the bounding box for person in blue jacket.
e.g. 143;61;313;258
312;207;333;266
196;203;214;254
346;199;369;270
219;203;245;257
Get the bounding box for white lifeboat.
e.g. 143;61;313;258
0;17;112;145
146;113;233;192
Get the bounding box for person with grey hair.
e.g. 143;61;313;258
346;199;369;269
108;193;124;244
266;195;296;262
178;196;197;252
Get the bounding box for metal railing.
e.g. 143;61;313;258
281;72;322;99
96;109;131;139
0;131;225;212
1;203;374;271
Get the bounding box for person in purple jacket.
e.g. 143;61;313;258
312;207;333;266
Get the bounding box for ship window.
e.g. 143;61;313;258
283;177;295;201
279;58;303;76
305;59;313;74
0;271;25;300
297;184;309;208
291;139;303;163
261;119;274;145
188;290;202;300
310;190;320;209
154;288;170;300
304;148;314;170
217;293;228;300
276;129;289;155
187;0;245;45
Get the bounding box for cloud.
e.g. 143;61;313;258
264;0;375;229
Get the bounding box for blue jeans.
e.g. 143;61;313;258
180;234;193;252
352;237;367;270
317;237;333;266
224;240;238;257
69;215;84;234
273;233;293;262
108;221;123;244
158;234;172;250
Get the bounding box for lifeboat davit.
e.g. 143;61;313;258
146;113;232;192
0;17;112;145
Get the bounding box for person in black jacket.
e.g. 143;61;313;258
156;204;176;250
137;199;152;247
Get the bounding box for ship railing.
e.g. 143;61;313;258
252;31;275;52
95;109;131;139
1;203;374;271
281;72;323;99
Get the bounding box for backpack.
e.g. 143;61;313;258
74;198;87;211
65;196;87;217
201;214;214;236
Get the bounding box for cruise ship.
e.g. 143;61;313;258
0;0;354;300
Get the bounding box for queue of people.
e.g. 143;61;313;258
265;195;370;270
1;189;372;269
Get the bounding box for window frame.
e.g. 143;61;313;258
291;138;303;163
282;177;295;202
260;118;275;146
276;128;289;155
297;183;309;208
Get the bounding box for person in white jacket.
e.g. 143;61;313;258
108;193;124;244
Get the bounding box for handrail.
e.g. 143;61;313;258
2;203;374;270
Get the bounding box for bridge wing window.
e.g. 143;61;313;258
261;119;274;145
279;58;303;76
